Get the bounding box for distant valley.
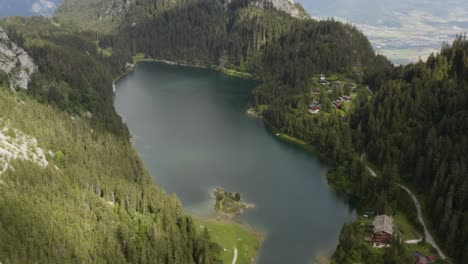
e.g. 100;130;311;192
297;0;468;64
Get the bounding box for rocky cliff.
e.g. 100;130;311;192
0;26;37;90
226;0;308;18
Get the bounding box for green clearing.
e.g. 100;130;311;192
393;213;421;240
276;133;317;153
255;104;269;115
195;219;262;264
219;67;254;79
132;53;147;62
406;243;440;258
96;41;113;57
342;102;351;112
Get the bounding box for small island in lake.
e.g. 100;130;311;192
214;188;255;219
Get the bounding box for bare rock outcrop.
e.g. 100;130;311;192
0;26;37;90
225;0;308;18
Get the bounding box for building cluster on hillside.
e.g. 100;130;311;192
315;74;357;94
311;87;321;95
309;103;322;114
308;74;358;113
308;95;352;114
333;96;352;109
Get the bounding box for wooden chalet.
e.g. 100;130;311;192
372;215;393;245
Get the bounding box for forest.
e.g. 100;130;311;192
260;36;468;263
360;37;468;262
0;14;220;264
0;85;220;263
0;0;466;263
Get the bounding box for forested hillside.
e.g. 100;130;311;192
1;0;465;263
0;17;219;263
57;0;377;76
0;86;220;263
256;34;468;264
0;16;132;134
360;37;468;262
1;1;380;262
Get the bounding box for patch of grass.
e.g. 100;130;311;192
219;68;253;79
276;133;315;152
394;213;420;240
255;105;268;115
195;219;262;264
96;41;113;57
406;242;438;257
132;53;146;62
341;102;352;113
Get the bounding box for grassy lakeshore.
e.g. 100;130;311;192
132;53;256;80
276;133;316;152
267;128;324;161
195;219;263;264
215;67;254;79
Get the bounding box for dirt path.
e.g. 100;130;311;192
360;154;446;259
399;185;446;260
232;248;238;264
360;154;377;177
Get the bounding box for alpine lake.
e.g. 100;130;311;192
115;62;357;264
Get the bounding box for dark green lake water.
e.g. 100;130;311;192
115;62;356;264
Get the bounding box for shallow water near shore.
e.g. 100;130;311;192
115;62;357;264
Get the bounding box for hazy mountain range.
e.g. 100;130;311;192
298;0;468;64
1;0;467;64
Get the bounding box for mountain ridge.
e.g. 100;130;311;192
56;0;309;31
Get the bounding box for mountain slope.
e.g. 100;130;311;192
361;38;468;262
0;27;36;90
0;85;221;263
0;17;220;263
56;0;308;31
224;0;308;18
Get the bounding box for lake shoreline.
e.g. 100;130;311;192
194;217;264;264
247;108;322;156
133;56;257;80
113;57;257;95
113;60;356;263
112;62;264;262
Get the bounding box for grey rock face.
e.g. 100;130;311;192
225;0;307;18
0;26;37;90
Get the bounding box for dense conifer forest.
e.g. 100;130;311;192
0;86;220;263
0;13;220;264
0;0;466;263
361;37;468;262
